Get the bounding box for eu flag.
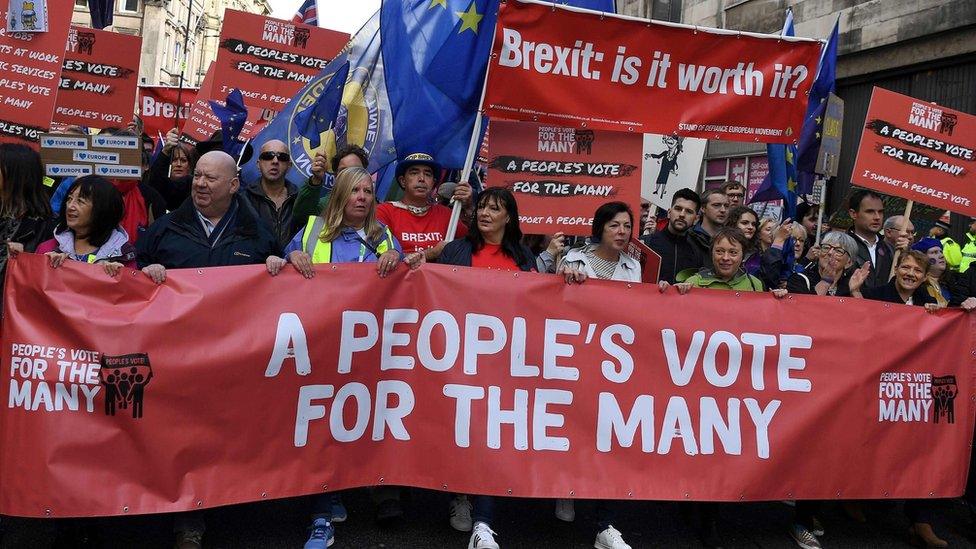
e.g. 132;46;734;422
294;62;349;150
380;0;499;169
208;89;249;160
750;10;798;221
794;18;839;195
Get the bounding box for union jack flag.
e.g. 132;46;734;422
292;0;318;25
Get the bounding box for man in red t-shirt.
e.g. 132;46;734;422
377;152;473;262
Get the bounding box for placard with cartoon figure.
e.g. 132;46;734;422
6;0;47;32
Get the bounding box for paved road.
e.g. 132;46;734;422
2;489;974;548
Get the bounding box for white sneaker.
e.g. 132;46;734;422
554;498;575;522
468;521;499;549
594;525;631;549
450;495;474;532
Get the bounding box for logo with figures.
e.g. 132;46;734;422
932;375;957;424
99;353;153;419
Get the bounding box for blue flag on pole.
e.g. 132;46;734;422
379;0;499;169
794;18;839;195
241;0;611;196
293;62;349;150
749;11;798;221
208;89;249;160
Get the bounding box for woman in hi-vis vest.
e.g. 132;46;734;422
267;167;407;278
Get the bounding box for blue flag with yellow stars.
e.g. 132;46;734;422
380;0;499;168
294;61;350;150
208;89;249;161
794;18;839;196
749;10;798;221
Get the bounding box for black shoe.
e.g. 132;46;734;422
375;498;403;526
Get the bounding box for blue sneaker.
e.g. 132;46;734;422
330;494;348;523
304;517;334;549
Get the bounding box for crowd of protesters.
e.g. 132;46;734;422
4;124;976;549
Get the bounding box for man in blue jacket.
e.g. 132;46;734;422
136;150;276;282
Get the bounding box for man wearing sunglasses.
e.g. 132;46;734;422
243;140;299;252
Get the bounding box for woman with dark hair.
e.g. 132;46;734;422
559;201;641;284
438;187;536;271
147;127;199;210
35;176;136;275
724;206;794;288
725;205;760;268
436;187;535;549
1;143;55;274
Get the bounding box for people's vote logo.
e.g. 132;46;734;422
99;353;153;419
932;375;957;424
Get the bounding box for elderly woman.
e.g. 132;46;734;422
268;167;404;280
438;186;536;271
35;176;135;276
786;231;858;296
559;201;641;284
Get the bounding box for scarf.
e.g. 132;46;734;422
111;179;147;245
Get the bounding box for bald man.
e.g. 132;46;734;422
244;139;299;250
137;150;277;284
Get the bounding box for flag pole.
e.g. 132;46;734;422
444;11;500;242
174;0;195;130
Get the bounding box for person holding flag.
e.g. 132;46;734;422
377;153;472;263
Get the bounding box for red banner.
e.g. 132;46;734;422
484;0;821;144
137;86;197;140
213;10;348;119
851;87;976;217
1;253;973;518
487;120;643;236
0;1;73;143
53;27;141;129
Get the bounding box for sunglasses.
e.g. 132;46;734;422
259;151;290;162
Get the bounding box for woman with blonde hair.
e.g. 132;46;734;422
267;166;406;279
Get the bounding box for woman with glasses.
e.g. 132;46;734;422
786;232;858;297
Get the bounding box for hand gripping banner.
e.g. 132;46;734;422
1;253;974;517
484;0;823;143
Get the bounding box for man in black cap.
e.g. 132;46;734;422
376;152;472;263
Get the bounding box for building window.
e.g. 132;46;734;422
74;0;87;7
119;0;138;13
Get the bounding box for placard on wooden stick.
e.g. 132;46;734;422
39;133;142;179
